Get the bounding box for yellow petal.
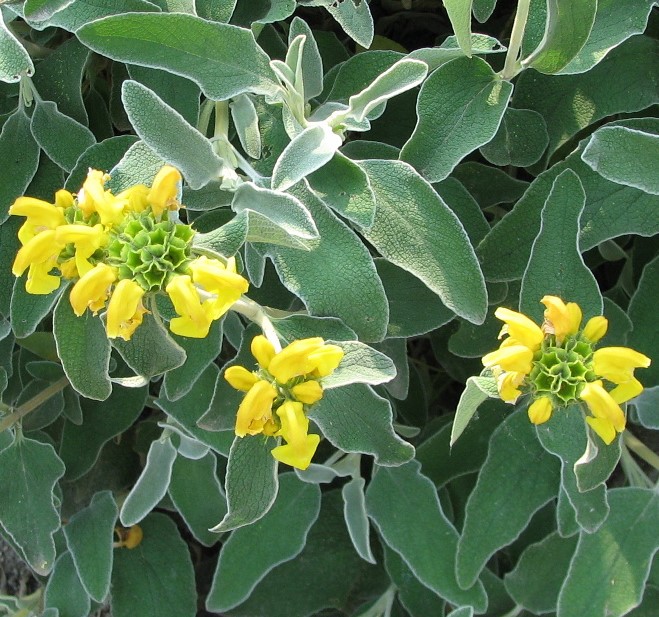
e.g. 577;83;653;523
593;347;651;384
582;316;608;343
9;197;66;229
78;169;124;226
482;345;534;374
291;380;324;404
69;263;117;316
235;380;277;437
494;307;544;350
528;397;553;425
272;400;320;470
541;295;581;341
308;344;344;378
271;434;320;470
147;165;181;217
497;371;525;403
12;230;61;276
54;189;74;209
224;365;259;392
268;338;336;383
579;381;626;433
106;279;147;341
25;261;61;295
117;184;149;213
251;335;276;370
609;377;643;404
585;417;617;445
166;275;213;338
56;223;106;277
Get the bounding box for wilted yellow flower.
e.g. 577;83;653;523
106;279;147;341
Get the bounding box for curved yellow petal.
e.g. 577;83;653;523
12;230;61;276
235;380;277;437
579;381;626;433
147;165;181;217
271;434;320;470
541;295;581;340
106;279;147;341
482;345;534;374
251;335;276;370
166;275;213;338
593;347;651;384
25;260;61;295
498;371;525;403
69;263;117;316
291;380;324;405
268;338;342;383
528;397;553;425
272;400;320;470
494;307;544;350
585;417;617;445
582;316;608;343
609;377;643;404
224;365;259;392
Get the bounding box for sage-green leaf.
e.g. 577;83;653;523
360;159;487;325
230;94;261;159
504;531;578;614
307;152;376;228
557;488;659;617
59;384;147;480
63;491;118;602
536;406;612;533
342;476;375;563
520;169;602;322
0;110;40;223
443;0;473;56
120;437;178;526
107;140;165;193
78;13;278;99
111;311;186;380
289;17;323;100
524;0;597;74
0;218;20;316
559;0;656;74
263;182;388;342
207;473;321;611
321;340;396;389
23;0;75;21
400;56;512;182
514;36;659;155
633;386;659;430
44;551;90;617
168;452;227;546
434;177;490;245
326;0;374;48
53;292;111;401
10;279;64;339
480;107;548;167
452;161;528;208
111;513;196;617
450;374;499;446
122;80;222;189
311;384;414;466
456;410;561;588
582;126;659;195
193;211;248;258
0;19;34;83
272;124;343;191
366;461;487;610
627;254;659;388
211;435;279;532
196;0;237;22
0;436;65;575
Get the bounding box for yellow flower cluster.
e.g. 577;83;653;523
225;335;344;469
9;166;248;340
482;295;651;444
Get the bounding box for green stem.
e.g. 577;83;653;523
620;441;653;488
501;0;531;80
623;430;659;471
0;376;69;433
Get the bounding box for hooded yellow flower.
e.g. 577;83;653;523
78;169;125;227
69;263;118;316
147;165;181;218
55;223;106;277
271;401;320;470
166;274;214;338
9;195;66;244
106;279;147;341
268;337;344;383
188;256;249;320
541;295;582;342
235;380;278;437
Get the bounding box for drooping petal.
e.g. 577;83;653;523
10;197;66;244
271;434;320;470
582;316;608;343
166;275;213;338
224;365;259;392
585;417;617;445
235;380;278;437
147;165;181;217
494;307;544;350
497;371;525;403
69;263;118;316
271;400;320;470
291;380;324;404
106;279;147;341
579;380;626;433
482;344;534;374
528;396;553;425
12;230;61;276
609;377;644;404
593;347;651;384
26;260;61;294
56;223;106;277
251;335;276;370
308;344;344;378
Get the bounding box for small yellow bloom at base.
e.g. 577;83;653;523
582;316;608;343
106;279;147;341
224;366;259;392
291;380;324;405
235;380;278;437
528;397;553;425
579;381;626;433
585;417;617;445
70;263;118;316
251;335;276;370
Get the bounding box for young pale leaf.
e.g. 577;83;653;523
77;13;278;99
111;513;196;617
326;0;374;48
0;20;34;82
582;126;659;195
232;182;318;239
120;437;178;526
207;474;320;611
63;491;118;602
342;477;375;563
443;0;474;57
59;384;147;480
289;17;323;100
168;453;227;546
230;94;261;159
211;435;279;532
121;80;223;189
366;461;487;610
0;437;65;575
0;110;40;223
628;255;659;387
310;384;414;466
400;56;512;183
559;0;656;74
271;124;343;191
520;169;602;323
263;182;388;342
456;410;561;589
524;0;597;74
360;159;487;325
557;488;659;617
53;292;111;401
450;374;499;446
44;551;90;617
504;531;578;614
321;340;396;389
